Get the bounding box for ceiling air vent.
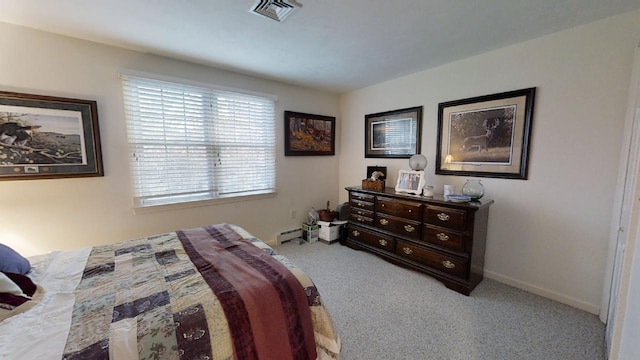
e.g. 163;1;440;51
251;0;302;22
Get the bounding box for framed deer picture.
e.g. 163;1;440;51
284;111;335;156
435;88;535;179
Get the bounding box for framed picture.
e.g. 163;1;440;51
435;88;535;179
284;111;335;156
365;106;422;158
0;91;103;180
395;169;425;195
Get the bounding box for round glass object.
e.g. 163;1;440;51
462;179;484;200
409;154;428;171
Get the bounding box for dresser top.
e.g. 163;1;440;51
346;186;494;209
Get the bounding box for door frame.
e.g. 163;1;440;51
603;42;640;358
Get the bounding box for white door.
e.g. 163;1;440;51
605;42;640;359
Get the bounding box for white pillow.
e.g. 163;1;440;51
0;272;26;297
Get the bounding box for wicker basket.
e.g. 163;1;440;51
362;179;384;191
318;201;338;222
318;210;338;222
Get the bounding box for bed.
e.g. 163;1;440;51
0;223;341;360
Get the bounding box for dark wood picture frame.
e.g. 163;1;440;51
284;111;335;156
365;106;422;158
0;91;103;180
436;88;535;179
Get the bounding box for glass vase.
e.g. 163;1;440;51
462;179;484;200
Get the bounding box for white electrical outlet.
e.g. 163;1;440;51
290;209;297;219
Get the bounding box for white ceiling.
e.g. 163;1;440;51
1;0;640;93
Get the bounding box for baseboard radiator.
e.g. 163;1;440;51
276;228;302;245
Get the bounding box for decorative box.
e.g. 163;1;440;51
362;179;385;191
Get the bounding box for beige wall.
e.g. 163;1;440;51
339;10;640;313
0;22;340;256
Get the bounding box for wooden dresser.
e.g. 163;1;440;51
345;186;493;295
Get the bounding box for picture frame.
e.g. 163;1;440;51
395;169;425;195
0;91;103;180
435;88;535;179
284;111;335;156
365;106;422;158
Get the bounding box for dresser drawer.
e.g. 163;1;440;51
424;206;467;231
375;213;421;240
423;226;466;253
349;212;374;226
351;207;373;219
348;225;395;253
376;197;422;221
350;192;375;202
350;199;374;212
395;240;467;279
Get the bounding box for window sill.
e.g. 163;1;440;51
131;191;277;215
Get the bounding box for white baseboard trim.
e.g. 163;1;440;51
483;270;601;316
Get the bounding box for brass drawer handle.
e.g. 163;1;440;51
436;233;449;241
381;203;385;207
404;225;415;233
352;230;360;237
358;203;365;207
378;239;388;246
357;217;364;222
379;218;389;226
437;213;450;221
408;209;412;213
442;260;455;269
402;247;413;255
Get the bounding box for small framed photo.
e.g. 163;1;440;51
0;90;103;180
436;88;535;179
395;169;425;195
284;111;335;156
365;106;422;158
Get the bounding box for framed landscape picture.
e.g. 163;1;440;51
0;91;103;180
435;88;535;179
365;106;422;158
284;111;335;156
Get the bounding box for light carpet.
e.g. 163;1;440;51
276;241;605;360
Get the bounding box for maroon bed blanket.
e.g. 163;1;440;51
177;224;318;360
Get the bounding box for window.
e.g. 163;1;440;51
121;74;276;207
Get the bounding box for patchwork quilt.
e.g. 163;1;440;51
56;223;340;360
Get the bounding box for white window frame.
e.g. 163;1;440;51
120;71;277;209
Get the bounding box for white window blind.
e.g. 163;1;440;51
121;74;276;207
